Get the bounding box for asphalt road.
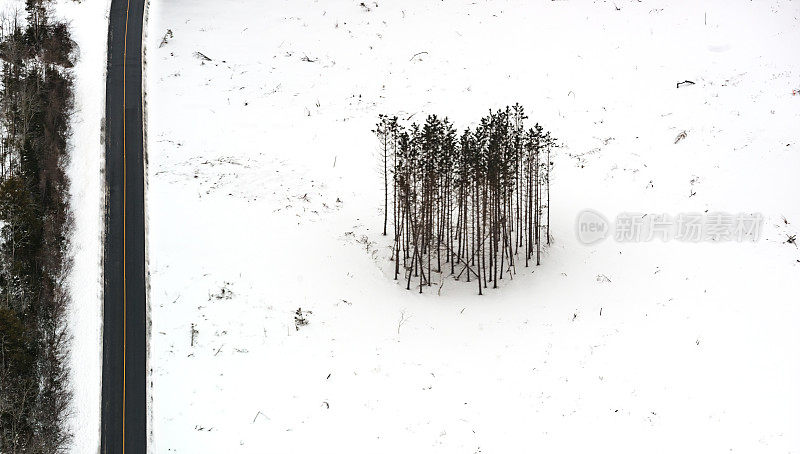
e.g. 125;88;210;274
101;0;147;452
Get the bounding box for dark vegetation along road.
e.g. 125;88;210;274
101;0;147;452
0;1;75;451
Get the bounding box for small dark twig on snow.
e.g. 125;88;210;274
252;411;267;423
193;51;212;61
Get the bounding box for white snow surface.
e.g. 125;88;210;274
143;1;800;453
53;0;110;452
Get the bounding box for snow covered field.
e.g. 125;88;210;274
143;1;800;452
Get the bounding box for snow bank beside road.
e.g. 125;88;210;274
55;0;111;452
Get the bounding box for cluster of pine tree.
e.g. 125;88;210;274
375;105;556;295
0;1;75;452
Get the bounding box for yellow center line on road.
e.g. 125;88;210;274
122;0;131;452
